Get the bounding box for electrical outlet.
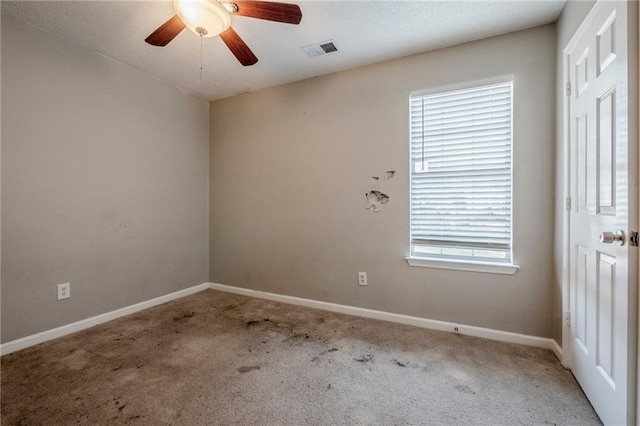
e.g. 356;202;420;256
57;283;70;300
358;272;367;286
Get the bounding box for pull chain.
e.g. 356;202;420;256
200;33;204;80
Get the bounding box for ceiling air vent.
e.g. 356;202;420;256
302;40;339;58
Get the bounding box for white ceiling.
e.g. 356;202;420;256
2;0;566;101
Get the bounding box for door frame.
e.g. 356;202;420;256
560;0;639;420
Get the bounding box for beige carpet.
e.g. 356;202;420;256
1;289;600;425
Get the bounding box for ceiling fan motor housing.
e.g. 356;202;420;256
173;0;231;37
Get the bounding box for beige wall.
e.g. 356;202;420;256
1;14;210;343
552;0;596;346
210;24;557;337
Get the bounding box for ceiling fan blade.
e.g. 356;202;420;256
231;1;302;24
220;27;258;66
145;15;186;46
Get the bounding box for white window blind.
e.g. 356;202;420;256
409;81;513;262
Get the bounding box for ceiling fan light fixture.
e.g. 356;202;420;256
173;0;231;37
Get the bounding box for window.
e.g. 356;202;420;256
408;81;515;270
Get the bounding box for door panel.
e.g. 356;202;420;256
577;114;588;211
596;251;614;386
567;1;637;425
576;245;589;351
597;88;615;213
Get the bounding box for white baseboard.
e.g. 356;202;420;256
1;281;561;358
209;283;559;352
0;283;210;356
550;338;564;363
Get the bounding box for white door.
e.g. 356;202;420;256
567;1;638;425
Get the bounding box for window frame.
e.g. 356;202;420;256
405;77;519;275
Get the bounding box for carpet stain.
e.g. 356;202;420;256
245;318;271;327
455;384;476;395
354;354;374;363
238;366;260;373
222;304;238;311
283;333;310;343
172;312;195;321
311;347;339;362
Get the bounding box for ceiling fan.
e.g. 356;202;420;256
145;0;303;66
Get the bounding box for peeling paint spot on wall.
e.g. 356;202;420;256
364;170;395;213
371;176;380;189
364;190;389;213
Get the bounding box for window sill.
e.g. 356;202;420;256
405;257;520;275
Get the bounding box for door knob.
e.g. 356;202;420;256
599;230;625;245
